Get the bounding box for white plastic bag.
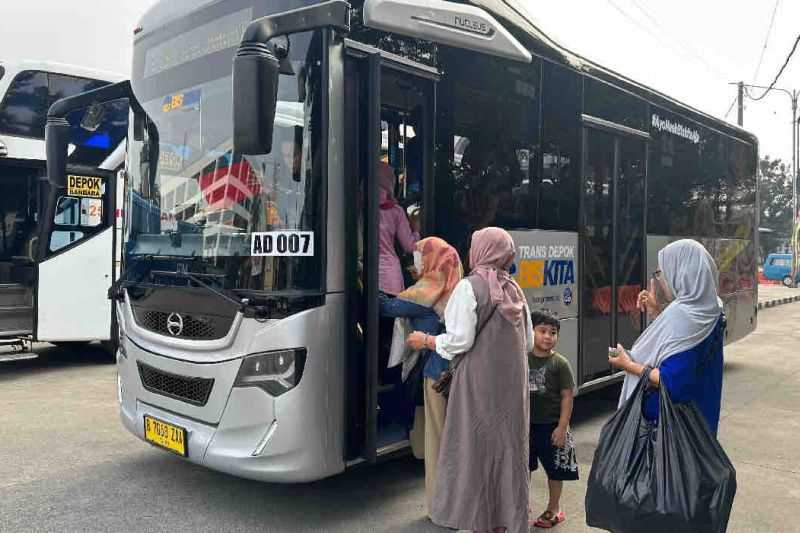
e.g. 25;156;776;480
388;318;411;369
388;318;422;381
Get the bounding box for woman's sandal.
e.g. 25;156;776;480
533;510;565;529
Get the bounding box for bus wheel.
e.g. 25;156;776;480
783;276;795;288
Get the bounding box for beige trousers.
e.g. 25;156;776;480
423;377;447;517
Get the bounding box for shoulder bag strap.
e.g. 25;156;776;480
449;304;497;372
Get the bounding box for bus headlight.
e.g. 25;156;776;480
234;349;307;397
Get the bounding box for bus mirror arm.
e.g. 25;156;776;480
42;80;137;261
232;0;350;155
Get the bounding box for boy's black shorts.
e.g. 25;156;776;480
529;422;579;481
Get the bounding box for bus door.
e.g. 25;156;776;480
0;160;42;339
343;45;437;463
580;120;648;384
36;97;128;344
36;166;117;342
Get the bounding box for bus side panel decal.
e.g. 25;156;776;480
510;230;579;321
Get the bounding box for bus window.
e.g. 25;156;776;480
66;99;129;166
48;74;106;103
0;71;112;140
0;70;49;138
49;231;85;252
50;196;103;252
536;61;580;232
434;51;541;261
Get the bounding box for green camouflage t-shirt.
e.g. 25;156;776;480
528;351;575;424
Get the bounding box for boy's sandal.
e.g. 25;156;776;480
534;510;565;529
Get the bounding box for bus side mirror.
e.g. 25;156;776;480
232;42;281;155
45;118;70;187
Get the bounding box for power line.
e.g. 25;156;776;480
750;33;800;101
724;94;738;120
604;0;725;80
753;0;781;82
628;0;723;78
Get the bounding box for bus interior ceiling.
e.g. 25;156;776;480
0;159;41;335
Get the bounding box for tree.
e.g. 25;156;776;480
759;156;793;255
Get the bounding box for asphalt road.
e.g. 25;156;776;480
1;303;799;532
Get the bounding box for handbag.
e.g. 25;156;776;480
432;304;497;398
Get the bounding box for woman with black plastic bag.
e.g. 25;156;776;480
585;239;736;533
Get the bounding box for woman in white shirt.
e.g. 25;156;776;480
408;227;532;533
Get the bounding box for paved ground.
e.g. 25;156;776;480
1;304;799;532
758;283;799;304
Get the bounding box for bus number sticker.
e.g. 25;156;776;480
67;175;103;198
251;232;313;257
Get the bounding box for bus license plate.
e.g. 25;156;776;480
144;416;187;457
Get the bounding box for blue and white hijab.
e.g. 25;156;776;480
618;239;723;407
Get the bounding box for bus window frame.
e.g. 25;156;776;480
42;166;116;260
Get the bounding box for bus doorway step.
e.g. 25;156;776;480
0;351;38;363
0;337;36;363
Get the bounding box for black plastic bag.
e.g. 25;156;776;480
585;370;736;533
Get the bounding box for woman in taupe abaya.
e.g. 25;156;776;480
408;227;532;533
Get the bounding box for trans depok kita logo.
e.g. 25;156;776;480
514;244;575;297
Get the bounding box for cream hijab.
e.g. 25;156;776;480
618;239;723;407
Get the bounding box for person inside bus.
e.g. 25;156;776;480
609;239;725;436
407;227;533;533
379;236;463;521
378;161;420;297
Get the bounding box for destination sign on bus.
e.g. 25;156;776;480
67;175;104;198
651;113;700;144
162;89;201;114
144;8;252;78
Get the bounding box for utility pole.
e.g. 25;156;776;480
734;83;800;284
737;81;744;127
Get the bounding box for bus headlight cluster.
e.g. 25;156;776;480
234;349;307;397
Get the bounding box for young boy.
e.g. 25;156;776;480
529;310;578;529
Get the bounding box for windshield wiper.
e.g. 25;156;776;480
150;269;246;309
112;256;270;318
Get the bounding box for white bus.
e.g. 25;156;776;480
47;0;758;482
0;60;127;360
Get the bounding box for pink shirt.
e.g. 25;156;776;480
379;204;419;295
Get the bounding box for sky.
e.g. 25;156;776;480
2;0;798;162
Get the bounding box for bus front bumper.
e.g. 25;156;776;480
117;350;343;483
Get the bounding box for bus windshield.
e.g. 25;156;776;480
126;19;323;294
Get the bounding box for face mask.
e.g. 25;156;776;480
413;251;424;275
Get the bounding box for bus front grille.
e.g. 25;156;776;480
137;361;214;406
133;309;223;340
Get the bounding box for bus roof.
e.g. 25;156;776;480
472;0;758;146
0;59;125;83
132;0;756;147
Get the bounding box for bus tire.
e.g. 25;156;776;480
783;276;794;288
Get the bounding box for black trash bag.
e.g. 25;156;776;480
585;370;736;533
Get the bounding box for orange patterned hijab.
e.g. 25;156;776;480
397;237;463;318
